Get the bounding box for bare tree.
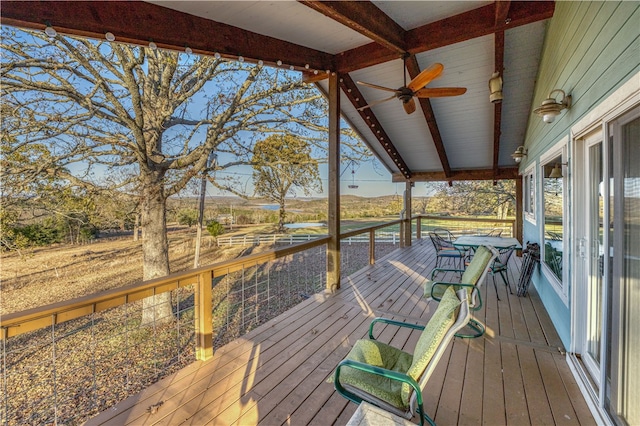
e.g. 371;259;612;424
427;180;516;217
252;134;322;232
1;27;356;323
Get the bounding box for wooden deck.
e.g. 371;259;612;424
87;239;595;425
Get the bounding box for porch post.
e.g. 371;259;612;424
403;181;412;247
195;271;213;360
515;177;523;253
327;72;340;291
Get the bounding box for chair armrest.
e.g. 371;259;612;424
430;267;465;280
430;282;483;310
368;317;425;340
334;359;424;408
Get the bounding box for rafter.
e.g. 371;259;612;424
405;55;452;178
493;30;506;177
298;0;406;54
0;1;334;72
392;167;520;183
339;75;412;180
493;2;510;178
335;1;554;73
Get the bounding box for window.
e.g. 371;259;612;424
540;140;567;297
523;165;536;223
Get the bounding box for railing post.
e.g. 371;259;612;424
195;271;213;360
369;229;375;265
416;217;422;239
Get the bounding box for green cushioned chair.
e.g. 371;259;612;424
423;245;498;338
333;287;470;426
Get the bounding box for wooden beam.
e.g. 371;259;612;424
405;55;452;178
515;177;523;249
393;167;520;182
326;72;340;292
298;0;406;54
339;75;412;180
495;1;512;27
335;1;554;73
403;181;412;247
493;30;505;177
0;1;334;72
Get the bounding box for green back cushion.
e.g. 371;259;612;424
460;245;492;285
402;287;460;405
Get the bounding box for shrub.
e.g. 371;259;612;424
206;220;225;238
178;209;199;227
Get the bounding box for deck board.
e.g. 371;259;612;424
87;239;594;425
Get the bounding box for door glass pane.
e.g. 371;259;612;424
543;155;564;280
587;143;603;364
619;115;639;424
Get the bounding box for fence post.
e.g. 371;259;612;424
369;229;375;265
195;271;213;360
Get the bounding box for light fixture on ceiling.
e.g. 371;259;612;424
511;145;527;163
533;89;572;123
44;22;57;37
489;71;503;103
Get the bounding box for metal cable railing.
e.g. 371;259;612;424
1;215;516;424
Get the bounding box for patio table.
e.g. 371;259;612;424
453;235;522;250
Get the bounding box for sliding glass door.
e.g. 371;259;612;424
606;108;639;425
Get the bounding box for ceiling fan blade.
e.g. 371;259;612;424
407;63;444;92
356;81;398;93
356;95;396;111
403;98;416;114
415;87;467;98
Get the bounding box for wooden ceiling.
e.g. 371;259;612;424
0;1;555;183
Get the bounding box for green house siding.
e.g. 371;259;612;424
522;1;640;349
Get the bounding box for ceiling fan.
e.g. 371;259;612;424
356;57;467;115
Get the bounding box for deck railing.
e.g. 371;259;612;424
0;215;514;425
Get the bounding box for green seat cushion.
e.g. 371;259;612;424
402;287;460;405
460;245;492;285
340;339;413;408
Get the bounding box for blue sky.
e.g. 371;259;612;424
210;158;433;198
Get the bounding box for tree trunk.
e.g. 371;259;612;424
278;198;286;233
133;213;140;241
140;180;173;326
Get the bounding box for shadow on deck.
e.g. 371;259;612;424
87;239;594;425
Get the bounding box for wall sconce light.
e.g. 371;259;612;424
533;89;572;123
511;145;527;163
489;72;503;103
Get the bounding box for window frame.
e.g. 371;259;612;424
523;163;537;224
539;137;569;304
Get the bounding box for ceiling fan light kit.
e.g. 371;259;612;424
356;56;466;115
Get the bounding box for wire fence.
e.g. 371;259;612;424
1;237;395;425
